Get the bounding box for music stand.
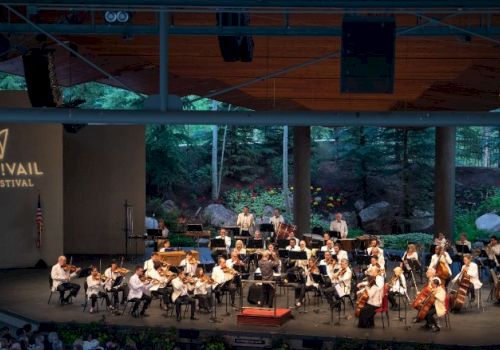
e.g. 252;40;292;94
224;226;240;237
277;239;289;249
316;251;325;261
289;251;308;261
146;229;162;237
210;239;226;249
187;224;203;232
247;240;264;249
310;241;321;249
318;264;328;276
329;230;341;240
455;244;470;255
278;250;289;259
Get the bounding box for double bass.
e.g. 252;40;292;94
412;285;435;321
434;250;451;282
449;269;471;312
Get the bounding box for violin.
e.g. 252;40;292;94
93;273;107;282
200;275;216;284
62;264;79;273
114;267;130;275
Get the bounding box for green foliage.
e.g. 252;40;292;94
63;82;144;109
382;233;434;250
168;232;195;247
0;72;26;90
347;227;365;238
202;337;227;350
224;187;287;217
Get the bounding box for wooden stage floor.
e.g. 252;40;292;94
0;268;498;347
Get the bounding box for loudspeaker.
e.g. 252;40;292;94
22;48;61;107
341;16;395;93
216;12;253;62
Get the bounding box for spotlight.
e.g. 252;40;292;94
116;11;130;23
104;11;117;23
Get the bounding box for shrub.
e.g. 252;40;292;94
381;233;433;250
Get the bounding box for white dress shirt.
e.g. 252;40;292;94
329;219;348;238
367;285;383;307
127;274;151;300
321;245;334;253
389;274;407;295
269;215;284;233
179;258;198;276
171;277;189;302
452;262;482;290
51;264;78;291
215;235;232;250
194;279;211;296
334;267;352;294
286;245;300;252
86;276;105;298
104;267;125;290
334;249;349;262
143;259;156;276
147;268;167;292
237;213;255;231
211;266;228;287
429;253;452;274
402;251;419;262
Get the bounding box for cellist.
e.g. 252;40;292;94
422;277;446;332
429;245;452;286
451;254;482;303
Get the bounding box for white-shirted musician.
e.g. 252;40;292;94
357;275;382;328
288;231;300;245
321;239;334;253
286;238;300;252
127;266;152;318
179;251;199;276
485;236;499;266
329;212;348;239
420;277;447;333
294;257;319;307
455;233;472;253
429;245;452;280
451;254;482;302
434;232;448;249
193;267;214;313
159;239;173;252
233;239;247;255
323;258;352;309
333;242;349;262
215;228;232;253
50;256;81;305
388;266;407;310
364;256;382;276
269;208;285;235
401;243;419;272
158;218;169;238
358;265;385;289
86;267;113;313
296;240;312;269
236;206;255;236
171;271;197;322
104;261;129;307
143;252;160;277
319;251;338;276
226;251;245;270
211;257;237;307
148;261;174;309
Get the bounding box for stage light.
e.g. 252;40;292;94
116;11;130;23
104;11;117;23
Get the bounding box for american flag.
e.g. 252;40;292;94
36;194;44;248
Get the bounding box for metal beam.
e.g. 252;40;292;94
159;12;169;111
1;23;500;36
0;108;498;126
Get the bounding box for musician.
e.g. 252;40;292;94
295;258;319;307
289;231;300;245
324;258;352;309
429;245;452;285
236;206;255;236
158;218;169;238
321;239;334;253
179;251;199;276
296;240;312;269
50;256;81;305
357;276;382;328
266;243;282;274
215;228;232;253
369;248;385;270
401;243;419;270
286;238;300;252
329;213;348;239
149;261;173;309
319;251;338;276
171;271;197;322
367;239;384;256
193;267;213;313
358;265;384;289
127;266;152;318
104;261;129;307
233;239;247;255
434;232;448;249
485;236;499;267
86;267;113;313
364;257;381;276
333;242;348;262
451;254;482;302
269;208;284;234
159;240;173;252
226;251;245;270
253;230;263;241
388;267;407;310
211;257;237;307
143;252;160;277
258;251;280;308
323;232;331;244
455;233;472;252
424;278;446;332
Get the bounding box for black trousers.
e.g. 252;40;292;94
358;304;377;328
216;281;237;305
175;295;196;318
388;291;400;307
424;305;437;327
131;294;151;313
57;282;80;300
295;284;316;302
90;291;111;308
260;283;275;308
151;287;171;306
194;294;212;311
323;286;340;307
108;285;128;305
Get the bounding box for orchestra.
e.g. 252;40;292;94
45;215;498;333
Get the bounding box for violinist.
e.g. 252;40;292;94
127;266;152;318
388;267;407;310
319;251;338;277
324;258;352;309
367;240;384;268
233;239;247;256
143;252;160;277
215;228;232;253
294;257;319;308
50;256;81;305
211;257;237;307
258;251;280;308
149;261;174;310
357;275;382;328
159;239;173;252
365;256;381;276
321;239;334;253
429;245;452;286
193;267;214;313
171;271;198;322
104;261;129;307
451;254;482;302
296;240;312;269
179;251;199;276
333;242;348;262
86;267;113;313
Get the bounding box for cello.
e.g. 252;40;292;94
412;285;435;321
434;247;451;283
449;268;471;312
355;289;369;317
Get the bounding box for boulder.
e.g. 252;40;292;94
354;199;366;212
202;204;237;227
359;201;391;233
475;213;500;232
145;216;158;229
342;211;358;229
161;200;178;214
408;209;434;232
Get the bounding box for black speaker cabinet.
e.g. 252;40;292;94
22;48;59;107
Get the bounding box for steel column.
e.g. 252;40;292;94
293;126;311;236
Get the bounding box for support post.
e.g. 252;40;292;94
434;127;456;240
159;11;169;112
293;126;311;237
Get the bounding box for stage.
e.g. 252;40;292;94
0;265;498;348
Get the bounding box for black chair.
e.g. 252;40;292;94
47;276;54;304
82;281;107;313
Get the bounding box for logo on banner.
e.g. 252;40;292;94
0;128;45;189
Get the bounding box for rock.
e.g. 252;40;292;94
342;211;358;229
354;199;366;212
408;209;434;232
202;204;237;227
262;205;274;217
161;200;178;214
145;216;158;229
475;213;500;232
359;201;391;233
